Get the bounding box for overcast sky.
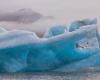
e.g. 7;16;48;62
0;0;99;34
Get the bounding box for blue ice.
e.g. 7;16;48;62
43;25;68;38
0;19;99;73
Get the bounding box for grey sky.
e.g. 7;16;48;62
0;0;99;34
0;9;43;23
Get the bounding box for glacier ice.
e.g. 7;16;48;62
0;30;39;72
0;19;99;72
44;19;99;50
69;18;97;32
25;25;99;72
69;19;99;50
0;27;7;33
54;50;100;72
43;25;68;38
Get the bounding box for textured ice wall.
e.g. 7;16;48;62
69;19;99;49
0;19;99;73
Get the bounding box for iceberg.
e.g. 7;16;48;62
26;25;99;72
0;19;99;73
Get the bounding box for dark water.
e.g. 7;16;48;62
0;71;100;80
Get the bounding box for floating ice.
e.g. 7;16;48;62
43;25;68;38
69;18;97;32
0;30;39;72
44;19;99;50
0;27;7;33
54;50;100;72
25;25;99;72
0;19;99;72
69;19;99;50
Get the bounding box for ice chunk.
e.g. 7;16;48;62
69;18;97;32
0;30;39;72
43;25;68;38
69;19;99;50
54;50;100;72
25;25;99;72
76;25;99;50
0;27;7;33
0;22;99;72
